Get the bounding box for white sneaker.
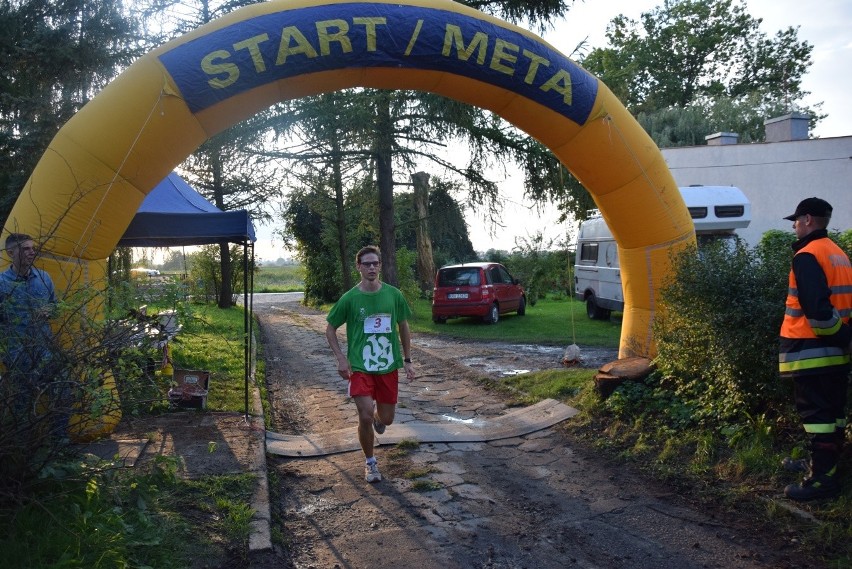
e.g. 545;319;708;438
365;461;382;483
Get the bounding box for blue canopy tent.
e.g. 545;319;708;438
118;172;255;247
117;172;256;419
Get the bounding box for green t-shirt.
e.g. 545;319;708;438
326;283;411;374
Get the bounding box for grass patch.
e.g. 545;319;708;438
395;438;421;450
0;456;255;568
169;303;254;412
404;466;437;479
408;297;621;348
500;367;597;405
411;479;444;492
253;264;304;293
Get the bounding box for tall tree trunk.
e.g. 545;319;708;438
217;241;232;308
412;171;435;292
375;91;398;286
331;132;351;290
211;150;233;308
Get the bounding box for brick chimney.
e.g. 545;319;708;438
705;132;740;146
764;112;810;142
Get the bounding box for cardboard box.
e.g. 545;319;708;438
168;369;210;409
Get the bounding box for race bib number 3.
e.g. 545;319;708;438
364;314;392;334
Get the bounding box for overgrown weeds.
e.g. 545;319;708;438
0;455;255;567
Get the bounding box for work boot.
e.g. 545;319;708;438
784;471;841;501
785;438;841;501
780;456;809;473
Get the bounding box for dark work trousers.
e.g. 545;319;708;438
793;371;849;475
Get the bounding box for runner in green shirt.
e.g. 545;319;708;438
326;246;415;483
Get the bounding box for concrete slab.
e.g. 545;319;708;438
266;398;577;457
79;438;148;467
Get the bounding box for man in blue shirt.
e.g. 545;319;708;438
1;233;60;430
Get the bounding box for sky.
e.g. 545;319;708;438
250;0;852;262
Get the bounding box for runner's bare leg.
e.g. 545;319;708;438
355;395;376;458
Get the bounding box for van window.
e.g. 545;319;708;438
579;243;599;262
438;267;481;287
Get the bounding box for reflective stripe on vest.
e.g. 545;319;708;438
780;238;852;375
781;239;852;340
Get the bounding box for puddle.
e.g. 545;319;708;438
417;336;618;377
441;415;486;428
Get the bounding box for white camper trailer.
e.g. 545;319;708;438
574;185;751;319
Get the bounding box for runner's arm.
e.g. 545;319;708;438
325;323;351;379
398;320;415;380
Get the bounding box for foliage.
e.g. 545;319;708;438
519;140;598;225
0;455;255;567
0;0;144;224
581;0;817;133
501;233;573;304
652;238;790;427
187;244;253;306
394;247;421;305
0;279;189;501
395;180;477;269
282;177;475;304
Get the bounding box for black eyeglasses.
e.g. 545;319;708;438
360;261;380;267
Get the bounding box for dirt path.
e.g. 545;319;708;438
257;299;814;569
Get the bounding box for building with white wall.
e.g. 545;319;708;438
660;113;852;246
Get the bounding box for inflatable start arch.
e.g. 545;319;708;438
3;0;695;358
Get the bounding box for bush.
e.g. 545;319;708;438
653;238;790;427
187;245;253;305
499;233;573;305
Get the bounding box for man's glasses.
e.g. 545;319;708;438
360;261;381;267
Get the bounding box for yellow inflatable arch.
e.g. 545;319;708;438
4;0;694;359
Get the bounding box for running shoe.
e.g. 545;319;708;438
365;461;382;483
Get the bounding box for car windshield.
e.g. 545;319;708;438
438;267;481;287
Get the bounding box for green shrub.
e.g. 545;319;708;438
653;238;790;426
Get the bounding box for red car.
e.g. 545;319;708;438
431;262;526;324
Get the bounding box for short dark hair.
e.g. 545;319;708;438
356;245;380;265
4;233;32;251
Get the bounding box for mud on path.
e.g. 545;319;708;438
257;301;815;569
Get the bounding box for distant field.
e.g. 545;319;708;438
254;264;304;292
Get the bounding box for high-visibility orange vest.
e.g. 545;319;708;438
781;238;852;339
779;237;852;375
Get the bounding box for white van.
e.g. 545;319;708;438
574;185;751;319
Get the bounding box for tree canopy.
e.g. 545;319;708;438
0;0;143;224
581;0;817;145
540;0;820;223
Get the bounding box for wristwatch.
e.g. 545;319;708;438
404;358;412;363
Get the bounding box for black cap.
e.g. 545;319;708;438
783;197;833;221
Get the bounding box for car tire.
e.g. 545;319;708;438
586;294;611;320
484;303;499;325
517;296;526;316
432;316;447;324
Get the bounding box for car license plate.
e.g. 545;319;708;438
447;293;468;299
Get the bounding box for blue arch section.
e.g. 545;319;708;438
158;3;598;122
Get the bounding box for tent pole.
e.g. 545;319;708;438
244;241;250;422
249;243;255;419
